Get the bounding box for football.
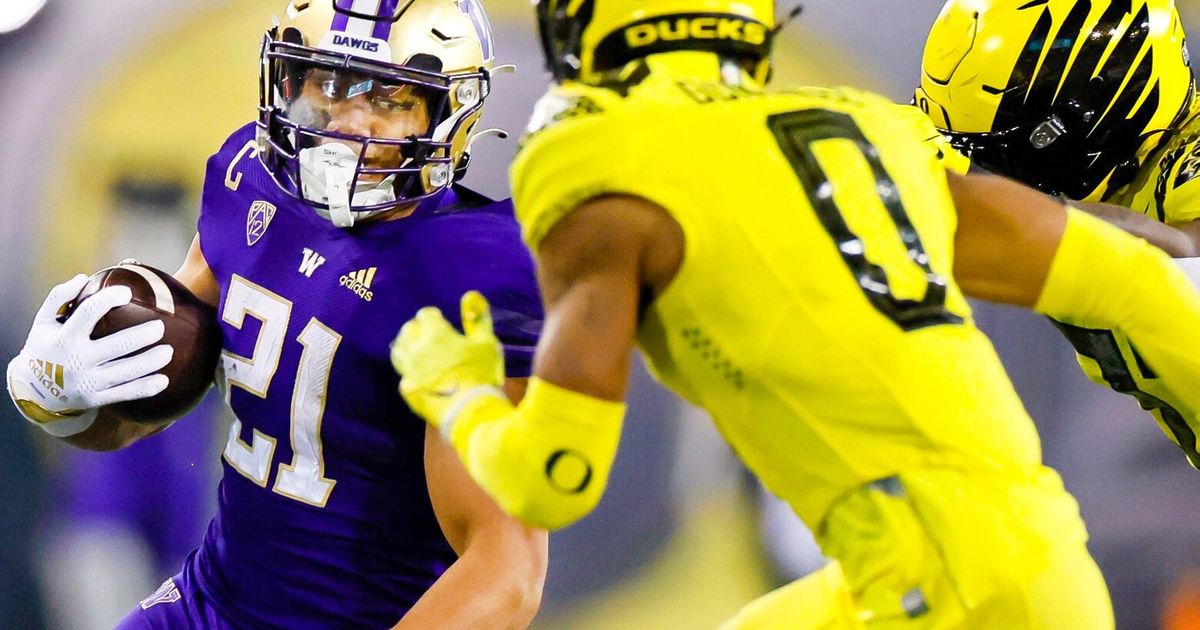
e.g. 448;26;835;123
59;261;222;425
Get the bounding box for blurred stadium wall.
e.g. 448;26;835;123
3;1;1200;629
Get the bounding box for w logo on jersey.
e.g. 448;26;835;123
247;201;277;247
299;248;327;278
139;578;181;610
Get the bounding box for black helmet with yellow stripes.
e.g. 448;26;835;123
915;0;1195;201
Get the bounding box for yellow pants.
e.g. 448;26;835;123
720;561;862;630
724;468;1113;629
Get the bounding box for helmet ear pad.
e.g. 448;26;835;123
406;53;451;122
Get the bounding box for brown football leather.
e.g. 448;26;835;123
61;263;221;425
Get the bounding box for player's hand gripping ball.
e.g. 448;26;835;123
390;291;504;429
60;262;221;425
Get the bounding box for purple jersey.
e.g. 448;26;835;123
188;123;541;628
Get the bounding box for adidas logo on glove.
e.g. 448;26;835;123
29;358;67;402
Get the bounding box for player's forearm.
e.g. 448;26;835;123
1035;210;1200;416
1073;200;1199;258
61;407;163;451
445;378;624;530
950;172;1065;306
394;530;546;630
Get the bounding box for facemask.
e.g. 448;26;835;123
299;142;397;227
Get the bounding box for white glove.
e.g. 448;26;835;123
1175;257;1200;292
6;274;173;437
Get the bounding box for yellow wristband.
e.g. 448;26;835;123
451;377;626;529
1035;208;1145;324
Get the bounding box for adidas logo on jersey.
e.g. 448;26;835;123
340;267;377;302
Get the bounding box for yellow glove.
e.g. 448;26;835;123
390;291;505;430
392;291;626;529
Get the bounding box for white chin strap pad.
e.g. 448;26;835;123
299;143;398;228
324;163;356;228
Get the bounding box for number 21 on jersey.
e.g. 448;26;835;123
218;275;340;508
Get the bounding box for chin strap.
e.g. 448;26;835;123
324;161;356;228
299;142;397;228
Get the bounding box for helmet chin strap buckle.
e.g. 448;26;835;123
1029;116;1067;150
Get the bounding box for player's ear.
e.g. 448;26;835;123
460;291;493;339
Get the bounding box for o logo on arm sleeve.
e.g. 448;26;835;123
544;449;594;495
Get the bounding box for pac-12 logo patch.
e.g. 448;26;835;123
247;200;276;246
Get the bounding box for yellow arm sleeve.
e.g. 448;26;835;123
443;377;626;530
1036;208;1200;463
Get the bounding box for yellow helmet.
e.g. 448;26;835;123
535;0;777;84
915;0;1195;200
258;0;497;226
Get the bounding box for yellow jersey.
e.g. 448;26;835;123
894;103;972;176
1113;110;1200;224
1054;110;1200;468
511;53;1046;526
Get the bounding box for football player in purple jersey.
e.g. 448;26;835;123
5;0;548;627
